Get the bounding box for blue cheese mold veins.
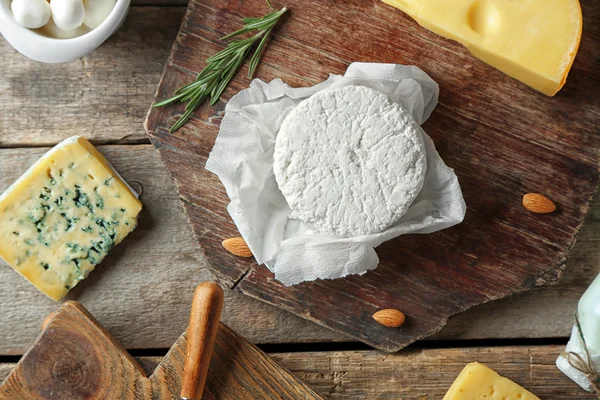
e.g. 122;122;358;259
0;136;142;301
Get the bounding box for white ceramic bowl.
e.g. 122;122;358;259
0;0;130;63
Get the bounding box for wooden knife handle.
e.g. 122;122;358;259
180;282;224;400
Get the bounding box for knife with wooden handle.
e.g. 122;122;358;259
180;282;224;400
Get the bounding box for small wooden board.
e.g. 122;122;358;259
145;0;600;352
0;301;322;399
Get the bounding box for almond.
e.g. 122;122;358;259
373;309;406;328
523;193;556;214
222;237;253;258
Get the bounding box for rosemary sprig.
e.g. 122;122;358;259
153;6;287;132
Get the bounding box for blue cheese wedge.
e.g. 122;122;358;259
0;136;142;301
273;85;427;237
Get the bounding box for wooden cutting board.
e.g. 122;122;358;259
144;0;600;352
0;301;322;399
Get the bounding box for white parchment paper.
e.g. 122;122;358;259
206;63;466;285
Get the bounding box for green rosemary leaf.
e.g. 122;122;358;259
206;47;239;63
220;27;254;41
185;92;207;112
221;8;285;40
242;17;262;24
153;5;287;132
170;108;196;132
176;79;205;95
211;53;248;104
243;10;284;30
193;74;214;87
207;36;256;62
181;86;204;103
173;72;212;96
152;92;187;108
248;26;273;78
196;63;219;78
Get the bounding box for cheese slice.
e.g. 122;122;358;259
0;136;142;301
383;0;582;96
443;362;540;400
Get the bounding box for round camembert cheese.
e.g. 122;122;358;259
273;85;427;237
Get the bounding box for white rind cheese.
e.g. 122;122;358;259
273;85;427;238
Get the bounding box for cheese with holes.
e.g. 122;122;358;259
273;85;426;238
383;0;582;96
443;362;540;400
0;136;142;301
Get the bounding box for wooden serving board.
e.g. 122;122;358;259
145;0;600;352
0;301;322;399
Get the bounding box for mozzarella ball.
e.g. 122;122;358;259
83;0;116;29
50;0;85;31
11;0;51;29
38;18;90;38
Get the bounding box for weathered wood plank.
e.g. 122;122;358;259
0;146;598;354
438;199;600;339
1;346;594;398
0;368;10;387
0;145;339;355
274;346;594;399
0;302;322;400
0;7;184;147
0;3;594;348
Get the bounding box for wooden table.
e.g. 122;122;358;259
0;3;597;398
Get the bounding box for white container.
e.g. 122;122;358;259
0;0;130;63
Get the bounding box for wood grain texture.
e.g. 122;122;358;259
0;301;152;399
180;282;224;400
144;0;600;352
0;7;184;148
2;345;596;399
0;145;339;355
0;301;322;400
0;146;598;354
0;2;595;349
273;346;595;399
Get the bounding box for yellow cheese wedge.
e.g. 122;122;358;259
443;362;540;400
0;136;142;301
383;0;582;96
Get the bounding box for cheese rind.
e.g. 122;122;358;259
383;0;582;96
0;136;142;301
443;362;540;400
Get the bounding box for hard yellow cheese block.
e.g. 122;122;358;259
0;136;142;301
383;0;582;96
443;362;539;400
